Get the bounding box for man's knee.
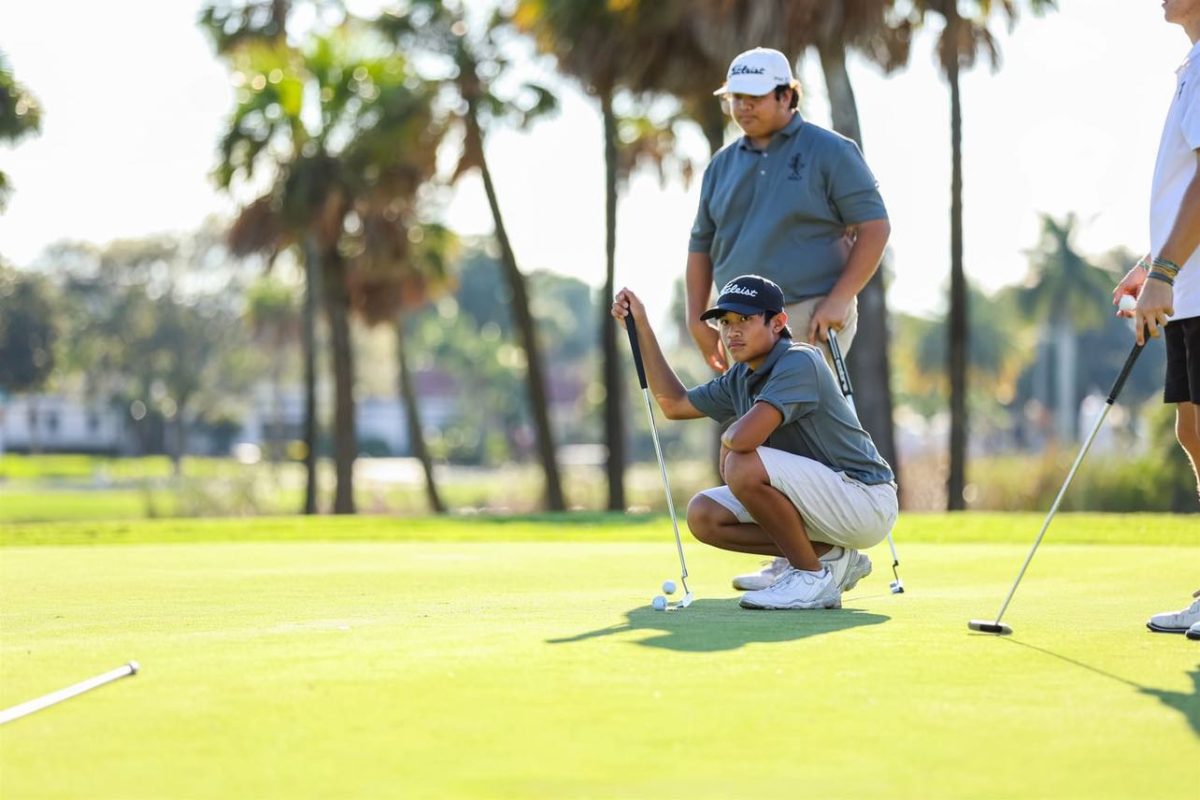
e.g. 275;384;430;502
686;494;726;545
724;450;767;497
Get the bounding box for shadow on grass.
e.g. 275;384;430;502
1004;639;1199;739
547;598;889;652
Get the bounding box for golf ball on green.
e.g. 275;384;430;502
662;580;676;595
652;595;667;610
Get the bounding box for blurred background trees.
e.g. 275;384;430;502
3;0;1191;518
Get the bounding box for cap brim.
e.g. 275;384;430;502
700;302;767;321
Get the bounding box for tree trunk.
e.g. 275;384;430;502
697;101;726;156
600;90;626;512
817;36;901;484
323;248;356;514
1054;318;1077;442
395;315;445;514
301;237;321;514
946;8;969;511
466;106;566;511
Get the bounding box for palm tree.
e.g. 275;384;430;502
0;50;42;212
208;21;440;514
1020;213;1114;442
378;1;567;511
348;214;457;515
517;0;735;508
898;0;1056;509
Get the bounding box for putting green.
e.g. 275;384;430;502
1;515;1196;799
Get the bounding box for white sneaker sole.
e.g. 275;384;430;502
1147;621;1192;634
739;595;843;610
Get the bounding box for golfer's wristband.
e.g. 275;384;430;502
1151;256;1181;275
1136;256;1151;272
1146;268;1176;287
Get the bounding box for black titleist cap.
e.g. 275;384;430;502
700;275;785;321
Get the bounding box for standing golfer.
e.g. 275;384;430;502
1111;0;1200;640
612;276;898;610
686;47;890;371
686;46;891;592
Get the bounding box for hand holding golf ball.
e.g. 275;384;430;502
1118;294;1137;315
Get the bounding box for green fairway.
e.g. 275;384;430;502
1;515;1197;799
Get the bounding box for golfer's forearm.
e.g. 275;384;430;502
634;323;698;419
1156;162;1200;270
685;252;714;336
830;218;890;300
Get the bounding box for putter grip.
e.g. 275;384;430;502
624;315;649;389
1107;336;1145;404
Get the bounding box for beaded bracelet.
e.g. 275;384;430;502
1137;256;1152;272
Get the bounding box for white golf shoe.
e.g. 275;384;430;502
739;566;842;610
1187;622;1200;641
1146;591;1200;633
731;557;790;591
822;547;873;592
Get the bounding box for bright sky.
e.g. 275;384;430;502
0;0;1191;325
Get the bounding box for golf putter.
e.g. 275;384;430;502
827;329;905;594
0;661;139;725
969;334;1148;635
624;314;693;609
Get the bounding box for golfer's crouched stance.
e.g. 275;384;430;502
613;275;898;610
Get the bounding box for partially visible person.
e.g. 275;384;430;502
1111;0;1200;640
612;276;898;609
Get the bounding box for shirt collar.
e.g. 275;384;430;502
745;337;793;379
1180;40;1200;75
736;112;805;151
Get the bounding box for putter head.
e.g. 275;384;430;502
889;579;905;594
679;591;694;608
968;619;1013;635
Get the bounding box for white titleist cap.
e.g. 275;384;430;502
713;47;796;96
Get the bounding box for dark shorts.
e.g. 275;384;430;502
1163;316;1200;404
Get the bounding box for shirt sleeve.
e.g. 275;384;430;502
1181;67;1200;150
827;139;888;225
686;373;737;423
688;162;717;253
754;350;820;425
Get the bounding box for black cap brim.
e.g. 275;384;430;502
699;302;770;321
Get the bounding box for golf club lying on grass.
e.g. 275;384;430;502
969;334;1148;635
827;329;905;594
0;661;139;725
624;314;694;611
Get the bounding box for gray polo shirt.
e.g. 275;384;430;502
686;338;894;485
689;114;887;302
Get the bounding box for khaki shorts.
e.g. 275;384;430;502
785;295;858;371
700;446;897;550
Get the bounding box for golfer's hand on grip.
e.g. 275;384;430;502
611;287;648;324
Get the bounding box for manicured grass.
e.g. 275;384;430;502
1;516;1196;799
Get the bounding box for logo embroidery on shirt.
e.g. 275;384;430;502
787;153;805;181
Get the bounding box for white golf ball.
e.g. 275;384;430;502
652;595;667;611
1119;294;1137;313
662;580;676;595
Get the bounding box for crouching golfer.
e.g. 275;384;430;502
612;275;898;609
